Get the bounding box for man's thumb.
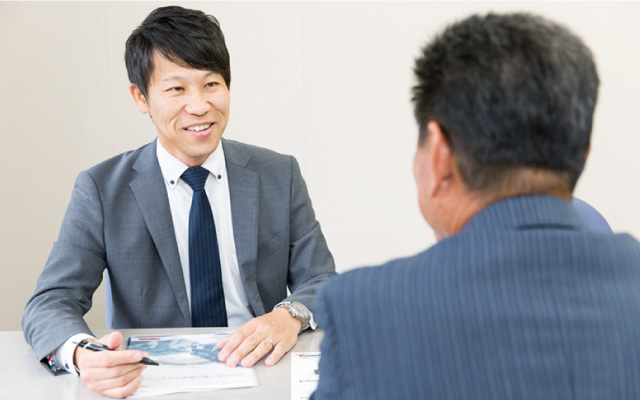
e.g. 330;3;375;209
104;331;123;350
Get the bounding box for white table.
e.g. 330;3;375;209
3;328;323;399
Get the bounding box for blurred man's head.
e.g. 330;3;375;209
411;13;599;238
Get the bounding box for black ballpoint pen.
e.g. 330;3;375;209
74;340;160;366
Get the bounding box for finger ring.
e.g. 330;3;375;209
266;338;274;347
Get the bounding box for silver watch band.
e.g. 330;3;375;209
274;302;311;333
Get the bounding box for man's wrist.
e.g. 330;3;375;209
274;302;311;333
58;333;95;376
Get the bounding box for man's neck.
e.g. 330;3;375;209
437;193;488;240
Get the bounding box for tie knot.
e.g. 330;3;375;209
181;167;209;192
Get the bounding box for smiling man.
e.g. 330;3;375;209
22;6;335;398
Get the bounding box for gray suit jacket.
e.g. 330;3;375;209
23;139;335;361
313;195;640;400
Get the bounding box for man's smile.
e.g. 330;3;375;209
184;123;214;137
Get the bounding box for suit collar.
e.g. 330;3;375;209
462;195;590;233
221;138;251;167
132;139;158;175
130;140;192;325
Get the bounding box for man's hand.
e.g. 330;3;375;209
217;308;302;368
73;331;148;399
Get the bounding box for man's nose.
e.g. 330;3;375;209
184;90;211;115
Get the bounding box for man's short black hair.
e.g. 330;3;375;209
125;5;231;99
412;13;599;192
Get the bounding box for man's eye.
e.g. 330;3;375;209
167;87;184;92
205;82;218;88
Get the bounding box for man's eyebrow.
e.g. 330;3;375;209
160;71;217;82
203;71;219;79
160;74;185;82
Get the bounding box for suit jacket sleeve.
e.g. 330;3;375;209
279;156;336;311
22;170;105;360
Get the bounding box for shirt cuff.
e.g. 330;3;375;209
308;311;317;331
54;333;96;376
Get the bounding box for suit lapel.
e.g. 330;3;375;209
222;139;264;316
129;141;192;325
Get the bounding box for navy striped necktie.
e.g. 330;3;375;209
181;166;228;327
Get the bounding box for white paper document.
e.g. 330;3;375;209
127;332;258;397
291;352;321;400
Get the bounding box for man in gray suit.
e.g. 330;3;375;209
22;6;335;398
313;13;640;399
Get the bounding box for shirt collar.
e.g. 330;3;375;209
156;139;227;189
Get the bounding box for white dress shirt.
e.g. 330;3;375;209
155;140;254;326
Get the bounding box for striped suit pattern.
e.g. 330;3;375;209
313;195;640;400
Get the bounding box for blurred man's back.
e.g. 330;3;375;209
313;13;640;399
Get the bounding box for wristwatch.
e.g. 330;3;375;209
274;301;311;333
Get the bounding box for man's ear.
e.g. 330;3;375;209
426;121;454;197
130;84;149;114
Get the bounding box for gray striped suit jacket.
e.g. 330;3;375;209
23;138;335;362
313;195;640;399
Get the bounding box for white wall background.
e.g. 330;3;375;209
1;1;639;331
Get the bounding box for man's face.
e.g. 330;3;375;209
132;51;230;167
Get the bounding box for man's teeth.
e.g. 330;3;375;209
186;124;212;132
